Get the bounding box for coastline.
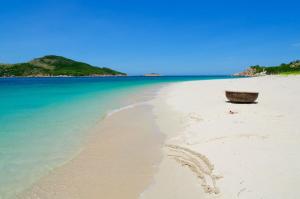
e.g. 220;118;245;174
141;75;300;199
0;74;127;78
1;76;233;199
18;98;164;198
11;75;300;199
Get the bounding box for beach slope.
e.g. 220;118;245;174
141;76;300;199
19;105;163;199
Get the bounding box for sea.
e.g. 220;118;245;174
0;76;234;198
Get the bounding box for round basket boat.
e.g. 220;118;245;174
225;91;259;103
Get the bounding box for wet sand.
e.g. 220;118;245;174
19;104;164;199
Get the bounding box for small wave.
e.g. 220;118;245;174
104;100;151;118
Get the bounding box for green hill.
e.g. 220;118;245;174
0;55;126;77
235;60;300;76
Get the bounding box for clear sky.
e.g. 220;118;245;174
0;0;299;75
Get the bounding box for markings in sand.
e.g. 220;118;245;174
180;113;203;128
166;144;222;194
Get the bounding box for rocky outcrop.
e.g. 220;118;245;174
233;67;262;77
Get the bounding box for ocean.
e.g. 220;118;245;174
0;76;234;198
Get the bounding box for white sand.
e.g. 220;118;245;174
141;76;300;199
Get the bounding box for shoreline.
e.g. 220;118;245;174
0;75;235;78
1;76;234;199
18;102;165;199
0;75;127;78
12;75;300;199
15;83;167;199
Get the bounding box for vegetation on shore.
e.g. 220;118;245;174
0;55;126;77
235;60;300;76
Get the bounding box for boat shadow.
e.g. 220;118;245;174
225;100;258;104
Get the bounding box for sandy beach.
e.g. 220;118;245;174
2;1;299;198
17;76;300;199
141;75;300;199
18;104;164;199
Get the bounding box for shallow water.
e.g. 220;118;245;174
0;76;234;198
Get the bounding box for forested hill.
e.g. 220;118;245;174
0;55;126;77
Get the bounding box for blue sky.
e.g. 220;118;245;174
0;0;299;75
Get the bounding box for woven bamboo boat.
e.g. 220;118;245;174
225;91;259;103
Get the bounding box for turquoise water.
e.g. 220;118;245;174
0;76;234;198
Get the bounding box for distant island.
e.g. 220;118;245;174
0;55;126;77
144;73;161;77
235;60;300;76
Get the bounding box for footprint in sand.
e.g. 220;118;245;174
166;144;222;194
